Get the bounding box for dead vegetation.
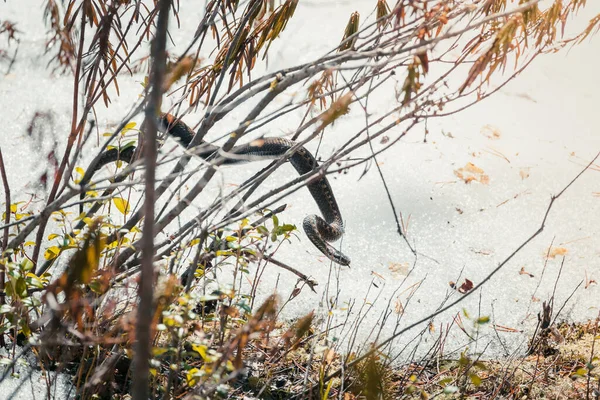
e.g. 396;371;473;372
1;0;599;399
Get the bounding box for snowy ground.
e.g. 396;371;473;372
1;0;600;397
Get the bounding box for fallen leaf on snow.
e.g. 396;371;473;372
481;124;501;140
450;279;474;294
546;246;568;259
389;262;410;277
394;298;404;315
454;162;490;184
519;267;534;277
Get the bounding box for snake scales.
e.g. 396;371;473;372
80;113;350;266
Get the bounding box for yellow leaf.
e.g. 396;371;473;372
74;166;85;183
23;241;35;247
186;367;200;387
121;122;137;135
47;233;61;240
44;246;61;260
113;197;130;215
191;344;208;360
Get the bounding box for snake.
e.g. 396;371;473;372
79;113;350;266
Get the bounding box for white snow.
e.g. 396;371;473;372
1;0;600;397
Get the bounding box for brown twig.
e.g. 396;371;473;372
0;148;10;346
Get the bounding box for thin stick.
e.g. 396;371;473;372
0;149;10;346
0;149;10;253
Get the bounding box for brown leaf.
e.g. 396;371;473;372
428;322;435;333
519;267;534;278
481;124;501;140
546;246;568;259
458;279;474;294
454;162;490;184
394;298;404;315
417;51;429;74
324;348;335;366
388;262;409;277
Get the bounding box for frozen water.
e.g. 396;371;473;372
1;3;600;396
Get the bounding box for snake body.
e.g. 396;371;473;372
80;113;350;266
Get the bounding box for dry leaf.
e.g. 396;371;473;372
519;267;534;277
519;168;530;180
585;279;597;289
454;162;490;184
324;348;335;366
394;298;404;315
546;246;568;259
465;163;484;174
471;248;493;256
481;124;501;140
458;279;474;294
549;326;565;343
389;262;409;278
450;279;474;294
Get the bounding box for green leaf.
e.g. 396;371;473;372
121;140;136;150
281;224;296;232
476;316;490;325
470;373;482;386
15;277;27;298
26;273;44;289
438;377;453;386
20;259;34;272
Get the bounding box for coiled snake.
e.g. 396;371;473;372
80;114;350;266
